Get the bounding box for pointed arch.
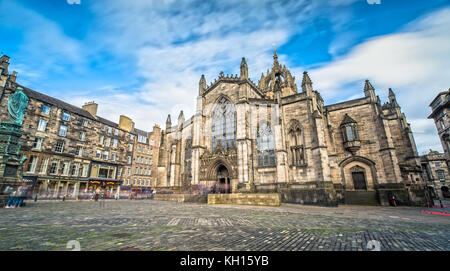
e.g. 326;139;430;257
288;119;305;166
211;97;236;151
257;121;276;167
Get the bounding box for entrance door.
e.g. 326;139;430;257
217;165;231;193
352;172;367;190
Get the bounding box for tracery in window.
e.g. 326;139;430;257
211;97;236;151
257;122;276;167
289;120;305;166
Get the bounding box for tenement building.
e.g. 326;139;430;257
421;150;450;199
157;51;426;206
0;55;160;199
428;89;450;166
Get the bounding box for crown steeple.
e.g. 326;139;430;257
273;48;280;71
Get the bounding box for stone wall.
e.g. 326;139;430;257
153;193;207;203
208;193;281;206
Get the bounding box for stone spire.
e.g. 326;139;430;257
301;71;313;96
199;74;206;96
240;57;248;79
364;79;376;101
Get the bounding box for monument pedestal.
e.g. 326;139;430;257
0;121;26;205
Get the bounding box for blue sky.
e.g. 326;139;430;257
1;0;449;154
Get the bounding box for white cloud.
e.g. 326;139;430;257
75;0;356;129
308;8;450;153
0;1;84;77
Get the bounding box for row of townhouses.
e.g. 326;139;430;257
0;55;161;199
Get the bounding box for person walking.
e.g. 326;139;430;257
94;187;100;201
14;186;26;208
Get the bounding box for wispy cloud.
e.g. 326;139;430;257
72;0;359;127
307;8;450;153
3;0;447;154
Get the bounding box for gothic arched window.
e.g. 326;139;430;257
184;139;192;177
211;97;236;151
257;122;276;167
289;120;305;166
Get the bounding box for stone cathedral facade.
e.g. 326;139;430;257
157;51;426;206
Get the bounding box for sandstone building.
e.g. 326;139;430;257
421;150;450;199
0;55;160;199
428;90;450;165
157;51;426;206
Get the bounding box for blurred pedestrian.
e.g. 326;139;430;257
94;187;100;201
5;189;17;208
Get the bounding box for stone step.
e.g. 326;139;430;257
344;191;379;206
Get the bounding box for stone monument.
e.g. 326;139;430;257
0;87;29;205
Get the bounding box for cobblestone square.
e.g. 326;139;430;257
0;200;449;251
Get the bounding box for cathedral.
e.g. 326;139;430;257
156;51;426;206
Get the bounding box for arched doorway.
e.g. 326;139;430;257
216;165;231;194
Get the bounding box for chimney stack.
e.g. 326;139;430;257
82;101;98;116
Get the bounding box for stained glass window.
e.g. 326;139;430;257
211;98;236;151
257;122;276;167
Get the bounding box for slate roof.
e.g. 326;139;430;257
16;83;150;134
19;84;96;120
134;128;148;136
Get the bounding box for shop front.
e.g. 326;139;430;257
36;177;88;200
87;178;122;199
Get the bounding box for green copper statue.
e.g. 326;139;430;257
7;87;29;125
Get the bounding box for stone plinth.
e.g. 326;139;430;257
153;193;207;203
207;193;281;206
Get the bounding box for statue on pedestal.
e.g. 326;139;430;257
0;87;29;206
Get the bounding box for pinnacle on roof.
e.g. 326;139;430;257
240;57;247;67
388;88;396;98
364;79;375;91
301;71;312;86
273;48;280;69
178;110;184;120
